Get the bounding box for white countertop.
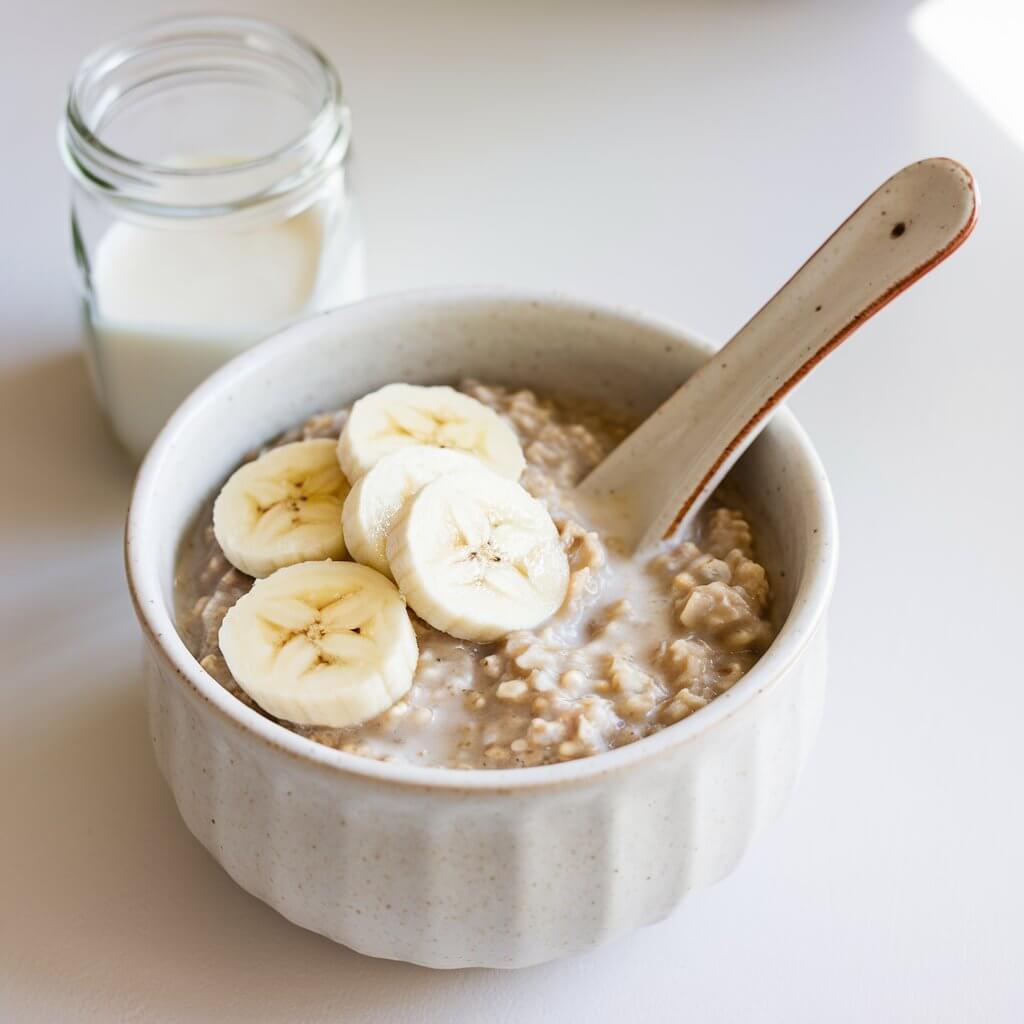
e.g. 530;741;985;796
3;1;1021;1020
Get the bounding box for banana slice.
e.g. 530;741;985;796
343;445;484;578
338;383;525;482
218;560;418;728
387;470;570;642
213;439;349;578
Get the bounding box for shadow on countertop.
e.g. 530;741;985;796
0;349;134;540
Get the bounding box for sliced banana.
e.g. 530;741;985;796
387;470;570;642
338;383;525;482
213;439;349;578
343;445;484;578
218;560;418;728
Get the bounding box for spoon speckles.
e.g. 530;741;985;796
576;157;977;551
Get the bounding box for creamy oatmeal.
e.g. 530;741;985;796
176;382;776;769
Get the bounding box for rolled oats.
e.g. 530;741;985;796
176;383;777;769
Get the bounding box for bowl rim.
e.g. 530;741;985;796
125;286;838;792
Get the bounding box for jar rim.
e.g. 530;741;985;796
60;14;350;217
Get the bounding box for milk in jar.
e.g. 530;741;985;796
60;16;362;458
88;196;363;457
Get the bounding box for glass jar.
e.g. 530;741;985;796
59;15;365;458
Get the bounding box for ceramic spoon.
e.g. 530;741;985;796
576;157;977;552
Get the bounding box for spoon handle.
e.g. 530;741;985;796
577;157;977;551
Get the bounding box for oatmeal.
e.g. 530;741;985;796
175;382;776;769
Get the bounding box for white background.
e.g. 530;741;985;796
2;1;1021;1020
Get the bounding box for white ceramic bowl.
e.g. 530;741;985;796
126;289;837;969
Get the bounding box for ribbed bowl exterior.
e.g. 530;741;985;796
144;626;826;969
129;290;837;969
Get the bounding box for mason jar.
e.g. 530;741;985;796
59;15;365;458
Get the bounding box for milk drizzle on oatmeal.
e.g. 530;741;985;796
175;382;776;769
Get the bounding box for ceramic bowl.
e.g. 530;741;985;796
125;289;837;969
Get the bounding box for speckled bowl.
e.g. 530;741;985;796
125;290;837;969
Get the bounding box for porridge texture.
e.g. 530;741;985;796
176;382;776;769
